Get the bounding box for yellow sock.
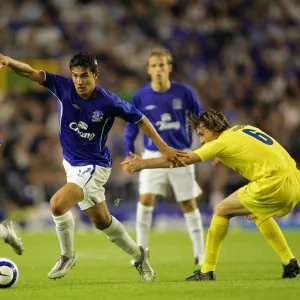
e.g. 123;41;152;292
201;215;229;273
254;217;294;265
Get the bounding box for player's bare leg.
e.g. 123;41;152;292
186;191;250;281
179;199;205;271
85;202;155;282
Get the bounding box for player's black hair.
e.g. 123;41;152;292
189;109;231;132
69;52;98;73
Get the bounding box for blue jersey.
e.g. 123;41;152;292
124;81;203;155
42;72;143;167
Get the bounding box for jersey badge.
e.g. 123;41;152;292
172;98;182;110
92;110;104;122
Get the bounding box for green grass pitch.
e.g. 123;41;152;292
1;229;299;300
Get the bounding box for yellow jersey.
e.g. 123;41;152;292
193;125;296;181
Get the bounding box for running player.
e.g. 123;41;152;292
0;52;187;281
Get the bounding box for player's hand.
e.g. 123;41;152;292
212;158;220;167
160;146;189;168
121;152;144;173
122;156;133;175
0;54;9;69
244;214;257;221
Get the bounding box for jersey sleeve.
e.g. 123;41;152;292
41;71;72;101
124;93;140;156
106;91;143;123
184;85;203;114
193;140;226;162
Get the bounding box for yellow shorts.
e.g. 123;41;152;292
238;168;300;221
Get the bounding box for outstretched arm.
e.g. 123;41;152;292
136;115;170;154
0;53;45;84
122;151;202;173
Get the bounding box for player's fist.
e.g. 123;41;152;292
0;53;10;69
161;146;188;168
244;214;257;221
121;156;133;175
121;152;144;173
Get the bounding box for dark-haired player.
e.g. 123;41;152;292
0;52;187;281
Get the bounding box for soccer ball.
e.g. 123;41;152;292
0;258;19;288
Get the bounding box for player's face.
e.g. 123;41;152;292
71;66;98;99
147;56;171;84
196;125;219;145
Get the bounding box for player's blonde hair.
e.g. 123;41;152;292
189;109;231;132
148;47;173;65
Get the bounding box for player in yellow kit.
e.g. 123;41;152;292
122;109;300;281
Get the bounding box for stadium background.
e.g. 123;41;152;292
1;0;300;230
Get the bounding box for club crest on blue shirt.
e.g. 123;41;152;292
172;98;182;110
92;110;103;122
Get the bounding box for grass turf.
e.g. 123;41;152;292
0;229;299;300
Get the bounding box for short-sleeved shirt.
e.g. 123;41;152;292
42;72;142;167
124;81;203;155
193;125;296;181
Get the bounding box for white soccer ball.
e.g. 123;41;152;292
0;258;19;288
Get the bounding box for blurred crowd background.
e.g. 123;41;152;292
1;0;300;223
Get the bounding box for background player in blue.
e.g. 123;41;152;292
0;52;186;282
123;48;205;271
0;141;24;255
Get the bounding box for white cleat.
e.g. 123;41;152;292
48;254;76;279
134;247;155;282
2;220;24;255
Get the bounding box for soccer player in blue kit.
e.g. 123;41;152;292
0;141;24;255
123;48;205;271
0;52;186;282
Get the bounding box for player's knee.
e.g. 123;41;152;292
140;194;156;206
180;199;197;210
213;203;228;217
50;195;67;216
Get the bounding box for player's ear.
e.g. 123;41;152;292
168;63;172;73
93;72;99;79
147;63;151;76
